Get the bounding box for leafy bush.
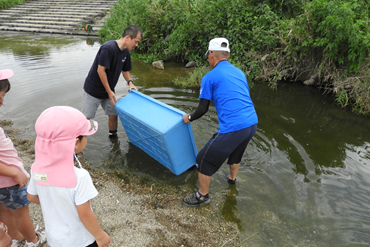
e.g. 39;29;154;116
99;0;370;114
293;0;370;73
173;65;210;88
0;0;29;9
99;0;280;65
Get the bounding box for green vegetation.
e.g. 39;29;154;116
0;0;29;9
173;66;210;89
99;0;370;115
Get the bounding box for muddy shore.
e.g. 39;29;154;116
1;120;243;247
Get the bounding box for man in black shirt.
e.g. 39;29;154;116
82;25;142;138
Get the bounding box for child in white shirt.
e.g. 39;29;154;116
27;106;111;247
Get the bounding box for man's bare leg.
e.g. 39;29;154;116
228;163;240;181
198;172;211;196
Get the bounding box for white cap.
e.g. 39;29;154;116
205;37;230;55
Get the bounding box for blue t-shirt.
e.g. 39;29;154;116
84;40;132;99
199;60;258;133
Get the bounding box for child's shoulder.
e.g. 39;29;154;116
74;166;91;177
73;167;97;192
74;167;94;186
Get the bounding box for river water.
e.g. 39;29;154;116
1;32;370;246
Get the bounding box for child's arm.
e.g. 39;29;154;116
0;162;28;188
27;193;40;204
77;201;111;247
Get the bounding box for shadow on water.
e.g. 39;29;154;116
1;31;370;246
101;137;197;186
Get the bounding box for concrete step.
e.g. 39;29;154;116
11;17;103;26
0;12;103;17
1;8;111;14
12;0;117;5
7;5;112;11
0;13;104;25
21;0;118;3
12;20;83;27
0;0;118;36
5;16;86;22
5;22;79;30
0;25;97;36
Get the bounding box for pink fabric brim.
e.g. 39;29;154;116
0;69;14;80
32;138;77;188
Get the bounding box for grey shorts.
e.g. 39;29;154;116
0;184;30;210
81;91;117;118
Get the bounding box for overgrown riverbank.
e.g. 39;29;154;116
98;0;370;115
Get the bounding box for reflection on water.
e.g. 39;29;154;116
1;31;370;246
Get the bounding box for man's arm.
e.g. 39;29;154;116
183;99;210;124
97;65;117;106
77;201;111;247
0;163;28;188
122;71;137;92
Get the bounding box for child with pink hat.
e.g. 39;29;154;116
0;69;47;247
27;106;111;247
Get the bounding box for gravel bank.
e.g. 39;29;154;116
1;120;242;247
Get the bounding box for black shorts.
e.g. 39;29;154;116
196;124;257;176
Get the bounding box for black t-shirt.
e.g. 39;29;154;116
84;40;132;99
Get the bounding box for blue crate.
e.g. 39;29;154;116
115;90;197;175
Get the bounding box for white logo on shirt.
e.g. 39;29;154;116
122;57;126;63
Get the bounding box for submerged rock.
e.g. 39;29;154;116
152;60;164;70
185;61;197;68
303;78;315;86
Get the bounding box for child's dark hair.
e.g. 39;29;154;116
0;79;11;92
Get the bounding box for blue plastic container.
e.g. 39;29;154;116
115;90;197;175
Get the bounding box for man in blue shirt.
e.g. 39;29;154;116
182;38;258;206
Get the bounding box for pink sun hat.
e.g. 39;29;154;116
31;106;98;188
0;69;14;80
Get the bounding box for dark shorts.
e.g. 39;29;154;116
0;184;30;210
196;124;257;176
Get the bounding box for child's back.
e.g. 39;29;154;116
28;166;98;246
27;106;111;247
